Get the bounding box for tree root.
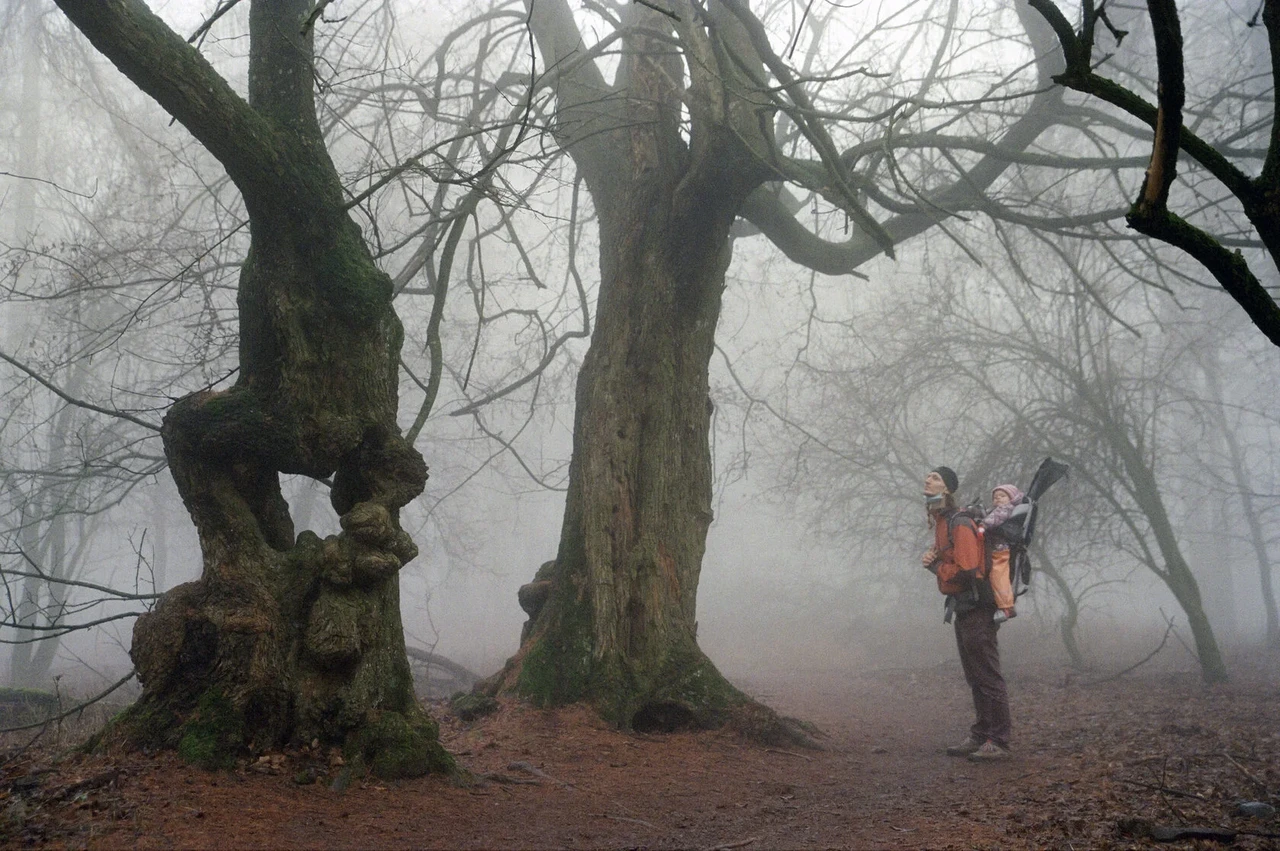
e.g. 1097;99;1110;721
726;702;824;750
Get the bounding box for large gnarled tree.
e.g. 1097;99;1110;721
54;0;451;775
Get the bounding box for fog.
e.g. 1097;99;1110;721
3;0;1279;707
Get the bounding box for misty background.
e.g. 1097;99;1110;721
2;0;1277;701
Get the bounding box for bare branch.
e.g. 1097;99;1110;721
0;170;96;199
0;670;136;734
0;350;160;432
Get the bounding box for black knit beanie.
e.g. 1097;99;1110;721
932;466;959;494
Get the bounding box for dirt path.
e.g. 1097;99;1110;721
4;656;1278;849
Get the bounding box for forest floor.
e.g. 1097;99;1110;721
1;651;1278;850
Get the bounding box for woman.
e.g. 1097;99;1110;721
921;466;1012;762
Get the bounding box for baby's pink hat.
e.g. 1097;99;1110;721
993;484;1024;503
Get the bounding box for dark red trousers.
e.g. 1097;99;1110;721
954;606;1011;747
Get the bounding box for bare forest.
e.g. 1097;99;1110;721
2;0;1280;847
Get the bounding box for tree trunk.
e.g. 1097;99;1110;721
9;0;41;245
1245;507;1280;648
495;223;801;734
10;518;49;688
484;3;801;739
127;125;449;777
8;0;53;689
497;202;738;729
1160;553;1229;681
1115;432;1229;683
11;373;88;688
135;323;445;774
1038;555;1086;670
1200;351;1280;648
493;0;1068;735
54;0;451;776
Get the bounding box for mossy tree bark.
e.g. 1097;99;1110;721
54;0;450;775
485;0;776;731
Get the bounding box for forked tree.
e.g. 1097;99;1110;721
52;0;452;775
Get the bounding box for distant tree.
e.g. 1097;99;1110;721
1194;343;1280;648
943;256;1230;682
1;0;179;691
3;359;114;689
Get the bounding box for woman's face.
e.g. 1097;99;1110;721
992;489;1011;506
924;471;947;496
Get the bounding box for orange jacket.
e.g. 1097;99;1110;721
930;509;984;595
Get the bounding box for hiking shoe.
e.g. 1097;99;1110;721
967;740;1011;762
945;735;984;757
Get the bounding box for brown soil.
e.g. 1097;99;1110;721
2;654;1278;850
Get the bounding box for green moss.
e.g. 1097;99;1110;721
598;640;747;731
0;687;58;708
512;560;743;729
83;699;179;755
342;585;419;717
345;710;455;779
314;221;393;322
377;651;418;714
516;641;566;706
176;691;244;770
654;644;745;713
516;589;596;707
303;588;364;666
532;560;557;583
450;692;498;722
589;661;635;728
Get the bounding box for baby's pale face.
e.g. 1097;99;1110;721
992;490;1011;506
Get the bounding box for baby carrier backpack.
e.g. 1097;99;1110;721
986;457;1070;602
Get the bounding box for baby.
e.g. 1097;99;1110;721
983;484;1025;623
